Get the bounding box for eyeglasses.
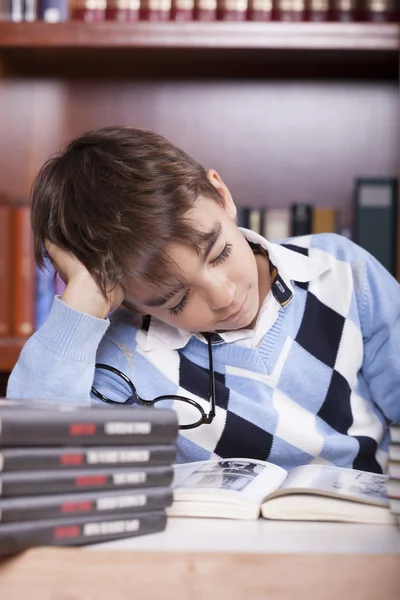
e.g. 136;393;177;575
91;333;216;430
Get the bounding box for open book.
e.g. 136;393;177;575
166;458;396;524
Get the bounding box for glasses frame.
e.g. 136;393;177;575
91;334;216;430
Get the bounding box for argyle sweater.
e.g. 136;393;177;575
7;233;400;474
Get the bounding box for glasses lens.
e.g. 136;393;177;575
153;397;203;428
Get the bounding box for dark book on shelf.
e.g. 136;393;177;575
353;178;397;276
0;487;173;523
290;203;312;237
0;510;167;556
0;445;176;472
0;465;173;497
0;399;178;446
0;201;12;337
37;0;69;21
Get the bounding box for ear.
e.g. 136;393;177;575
206;169;237;220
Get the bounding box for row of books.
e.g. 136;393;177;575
0;398;179;555
0;201;64;338
388;425;400;526
1;0;398;23
239;177;398;277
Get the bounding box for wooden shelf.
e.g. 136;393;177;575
0;21;398;51
0;338;26;372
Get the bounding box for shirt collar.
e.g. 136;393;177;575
142;228;330;352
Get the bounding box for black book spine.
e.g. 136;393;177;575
0;465;173;497
0;445;176;472
0;405;178;446
0;510;167;556
0;487;173;523
290;204;312;237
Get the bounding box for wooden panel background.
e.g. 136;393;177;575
0;78;398;231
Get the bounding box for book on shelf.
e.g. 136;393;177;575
353;177;398;277
330;0;359;21
217;0;248;20
290;203;312;236
0;445;176;471
106;0;141;20
305;0;329;21
166;458;396;524
37;0;69;21
0;199;56;338
273;0;305;21
0;399;179;446
0;486;173;523
311;207;336;234
262;208;291;242
364;0;398;22
140;0;172;20
0;510;167;556
247;0;272;20
0;465;174;497
13;204;35;338
0;201;12;337
171;0;194;19
74;0;106;21
194;0;217;19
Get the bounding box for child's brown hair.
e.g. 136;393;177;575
31;126;223;296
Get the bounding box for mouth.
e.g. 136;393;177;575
219;298;246;323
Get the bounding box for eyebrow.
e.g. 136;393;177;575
143;222;222;308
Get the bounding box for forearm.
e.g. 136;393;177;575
7;297;110;403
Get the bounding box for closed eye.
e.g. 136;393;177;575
168;242;233;316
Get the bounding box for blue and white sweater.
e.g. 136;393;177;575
7;231;400;473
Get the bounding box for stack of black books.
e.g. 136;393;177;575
388;424;400;526
0;398;178;556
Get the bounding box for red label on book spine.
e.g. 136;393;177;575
76;475;108;486
54;525;80;540
62;501;93;513
60;453;84;465
69;423;96;436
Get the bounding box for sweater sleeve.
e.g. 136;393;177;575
7;296;112;404
357;246;400;424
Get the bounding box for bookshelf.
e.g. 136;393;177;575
0;22;399;386
0;21;398;50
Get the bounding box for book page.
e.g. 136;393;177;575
172;458;287;506
273;464;389;507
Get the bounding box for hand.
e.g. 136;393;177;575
45;240;124;319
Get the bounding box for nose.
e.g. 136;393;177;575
206;278;236;311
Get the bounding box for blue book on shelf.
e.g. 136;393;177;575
35;261;55;330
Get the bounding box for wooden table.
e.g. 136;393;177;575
0;519;399;600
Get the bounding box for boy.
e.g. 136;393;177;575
7;126;400;472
